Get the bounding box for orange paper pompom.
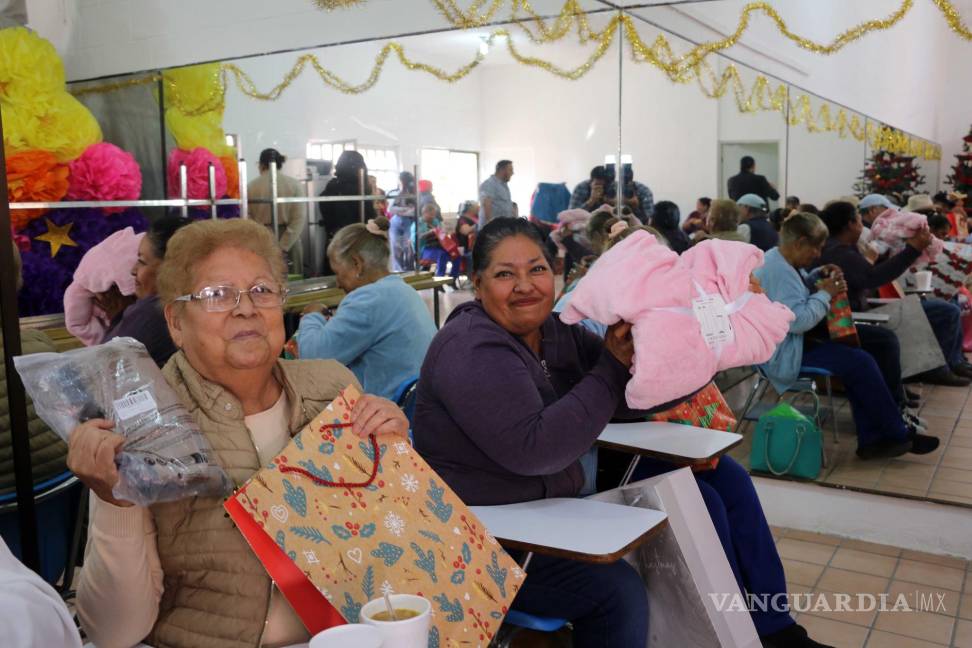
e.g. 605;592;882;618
220;155;239;198
7;150;69;231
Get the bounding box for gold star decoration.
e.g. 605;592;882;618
35;218;77;257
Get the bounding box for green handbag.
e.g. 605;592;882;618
750;400;822;480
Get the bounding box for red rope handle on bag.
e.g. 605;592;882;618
279;422;381;488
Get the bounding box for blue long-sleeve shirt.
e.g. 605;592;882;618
753;248;832;393
295;274;437;400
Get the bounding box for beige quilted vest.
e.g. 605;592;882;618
147;351;358;648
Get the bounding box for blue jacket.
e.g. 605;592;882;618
753;248;832;393
295;274;437;400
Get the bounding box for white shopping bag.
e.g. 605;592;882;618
870;295;946;378
591;467;760;648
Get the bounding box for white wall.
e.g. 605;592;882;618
27;0;607;81
632;0;967;180
221;39;482;184
786;95;869;207
27;0;972;204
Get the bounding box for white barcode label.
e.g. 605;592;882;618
692;293;735;348
113;389;158;421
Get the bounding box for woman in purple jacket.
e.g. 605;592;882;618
413;217;647;647
414;218;831;648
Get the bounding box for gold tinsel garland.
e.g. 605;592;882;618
70;0;958;159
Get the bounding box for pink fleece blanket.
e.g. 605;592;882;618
63;227;143;346
559;231;794;409
868;208;943;264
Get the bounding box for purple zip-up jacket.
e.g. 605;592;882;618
413;300;646;506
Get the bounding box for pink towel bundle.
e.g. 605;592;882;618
63;227;144;346
869;208;944;264
559;231;794;409
557;208;592;232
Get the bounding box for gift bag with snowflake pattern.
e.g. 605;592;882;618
227;384;522;647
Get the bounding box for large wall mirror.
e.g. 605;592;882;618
785;90;867;208
14;2;958;510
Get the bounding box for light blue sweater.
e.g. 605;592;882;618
295;274;437;400
753;248;833;394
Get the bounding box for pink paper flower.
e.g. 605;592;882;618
167;147;227;199
66;143;142;213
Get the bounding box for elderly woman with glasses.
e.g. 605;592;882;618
69;219;409;648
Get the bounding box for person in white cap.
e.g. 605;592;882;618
859;194;896;227
905;193;936;216
736;193;779;251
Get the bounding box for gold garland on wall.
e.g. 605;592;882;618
69;0;959;159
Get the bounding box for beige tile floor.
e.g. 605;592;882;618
772;526;972;648
725;377;972;508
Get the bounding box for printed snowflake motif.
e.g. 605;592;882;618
379;580;395;596
512;566;525;580
394;441;411;455
384;512;406;537
401;473;420;493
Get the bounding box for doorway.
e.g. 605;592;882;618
719;141;782;206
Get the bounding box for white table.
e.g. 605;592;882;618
471;498;667;563
852;311;891;324
597;421;743;487
597;421;742;465
867;298;899;306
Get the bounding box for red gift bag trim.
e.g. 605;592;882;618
280;430;381;488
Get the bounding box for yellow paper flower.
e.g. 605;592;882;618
165;108;232;156
3;93;102;161
163;63;224;115
0;27;65;102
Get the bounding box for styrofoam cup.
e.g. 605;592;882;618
309;623;384;648
915;270;932;291
360;594;431;648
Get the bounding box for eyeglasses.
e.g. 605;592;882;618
174;283;288;312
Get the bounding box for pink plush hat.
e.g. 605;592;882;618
63;227;144;345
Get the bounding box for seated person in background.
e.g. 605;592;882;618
649;200;690;254
609;164;654;223
785;195;801;211
929;213;953;242
934;191;969;240
0;537;81;648
818;201;972;387
73;219;409;648
699;198;749;243
1;242;67;497
417;202;456;278
737;193;779;252
857;194;896;249
296;217;436;400
906;193;937;218
101;215;190;367
756;213;937;459
569;165;613;211
415;218;830;648
454;200;479;275
682;196;710;235
769;207;790;232
63;227;139;348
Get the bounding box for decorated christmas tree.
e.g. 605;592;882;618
854;150;925;203
947;125;972;195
